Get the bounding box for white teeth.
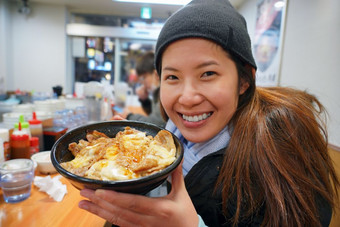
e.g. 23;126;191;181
182;113;211;122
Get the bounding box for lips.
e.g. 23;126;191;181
182;112;212;122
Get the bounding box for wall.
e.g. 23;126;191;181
6;1;67;94
0;0;11;94
1;0;339;146
239;0;340;147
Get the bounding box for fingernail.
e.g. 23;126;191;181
80;189;92;197
95;189;107;197
79;201;88;210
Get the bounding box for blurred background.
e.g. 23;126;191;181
0;0;339;148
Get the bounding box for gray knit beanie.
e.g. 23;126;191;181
155;0;256;75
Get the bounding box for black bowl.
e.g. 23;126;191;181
51;120;183;195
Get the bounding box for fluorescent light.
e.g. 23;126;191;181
114;0;191;5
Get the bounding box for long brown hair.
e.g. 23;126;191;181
157;49;338;226
218;86;339;226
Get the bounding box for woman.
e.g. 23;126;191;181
79;0;339;226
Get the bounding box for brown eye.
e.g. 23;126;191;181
165;75;178;80
202;71;216;78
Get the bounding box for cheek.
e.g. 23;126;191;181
211;87;240;111
160;86;172;113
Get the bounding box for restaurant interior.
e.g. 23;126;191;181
0;0;339;226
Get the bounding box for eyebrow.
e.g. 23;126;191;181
162;60;219;72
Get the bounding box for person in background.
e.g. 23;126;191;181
113;51;166;128
127;68;138;91
79;0;339;226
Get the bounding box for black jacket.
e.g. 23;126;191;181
184;148;332;226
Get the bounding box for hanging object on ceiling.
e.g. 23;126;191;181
18;0;31;15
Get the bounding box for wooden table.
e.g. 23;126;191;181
0;171;106;227
127;106;147;116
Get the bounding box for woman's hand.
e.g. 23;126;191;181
110;114;125;120
110;108;130;120
78;163;198;227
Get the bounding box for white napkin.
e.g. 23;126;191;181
34;175;67;202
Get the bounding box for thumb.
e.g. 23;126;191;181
167;161;199;226
168;161;186;197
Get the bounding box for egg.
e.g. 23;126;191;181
60;127;176;181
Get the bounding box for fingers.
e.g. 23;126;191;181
79;189;179;226
80;189;162;215
96;189;171;215
111;115;126;120
79;199;142;227
78;169;198;227
79;189;147;226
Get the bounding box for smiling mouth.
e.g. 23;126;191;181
182;112;212;122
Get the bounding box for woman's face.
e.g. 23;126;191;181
160;38;248;143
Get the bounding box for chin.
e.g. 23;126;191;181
181;131;212;144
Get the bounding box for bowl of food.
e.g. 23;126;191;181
31;151;57;174
51;121;183;195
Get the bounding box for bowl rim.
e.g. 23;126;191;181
31;151;52;164
51;120;183;187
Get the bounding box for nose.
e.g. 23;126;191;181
178;82;203;107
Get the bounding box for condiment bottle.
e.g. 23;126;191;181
10;122;30;159
30;137;39;156
0;128;10;160
0;138;4;163
14;115;31;138
29;112;44;151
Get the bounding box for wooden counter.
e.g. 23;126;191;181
127;106;147;116
0;172;106;227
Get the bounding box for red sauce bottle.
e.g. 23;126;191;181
0;128;10;160
10;122;30;159
29;137;39;156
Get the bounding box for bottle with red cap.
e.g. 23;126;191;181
30;137;39;156
14;115;31;138
0;128;11;160
29;112;44;151
10;122;30;159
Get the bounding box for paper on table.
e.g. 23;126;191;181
34;175;67;202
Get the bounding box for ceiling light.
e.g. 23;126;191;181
274;1;285;9
113;0;191;5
